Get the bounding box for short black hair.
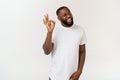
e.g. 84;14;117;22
56;6;70;16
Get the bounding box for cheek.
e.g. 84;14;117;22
61;19;67;22
61;17;67;21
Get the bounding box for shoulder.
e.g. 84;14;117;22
74;24;85;32
53;25;60;34
52;25;61;38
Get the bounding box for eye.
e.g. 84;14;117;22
63;14;67;17
61;14;67;18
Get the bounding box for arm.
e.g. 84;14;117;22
77;44;86;74
43;32;54;55
42;14;55;55
70;44;86;80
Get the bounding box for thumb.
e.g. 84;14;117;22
50;20;55;25
70;76;74;80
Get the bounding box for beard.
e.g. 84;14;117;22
61;18;74;27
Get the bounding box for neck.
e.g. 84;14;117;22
61;23;73;28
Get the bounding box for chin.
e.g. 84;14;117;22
61;20;74;27
67;22;73;26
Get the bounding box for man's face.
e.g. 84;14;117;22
58;8;74;27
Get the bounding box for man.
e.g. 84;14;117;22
43;6;87;80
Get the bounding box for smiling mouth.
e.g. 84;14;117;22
67;18;72;23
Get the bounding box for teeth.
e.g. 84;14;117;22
67;18;72;23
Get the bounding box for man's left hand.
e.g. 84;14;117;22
69;71;81;80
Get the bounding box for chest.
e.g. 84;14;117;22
53;28;83;46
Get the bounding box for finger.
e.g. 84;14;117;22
50;21;54;25
69;76;73;80
69;78;74;80
51;20;55;24
43;19;46;24
44;14;49;22
70;75;76;80
46;14;49;20
47;21;51;26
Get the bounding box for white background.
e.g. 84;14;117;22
0;0;120;80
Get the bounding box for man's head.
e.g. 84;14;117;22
56;6;74;27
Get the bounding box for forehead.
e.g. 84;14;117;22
58;8;71;15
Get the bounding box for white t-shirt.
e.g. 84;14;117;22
49;24;87;80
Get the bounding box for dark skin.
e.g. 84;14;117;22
43;8;86;80
43;14;55;55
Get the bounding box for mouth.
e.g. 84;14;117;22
67;18;72;23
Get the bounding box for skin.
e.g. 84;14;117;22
57;8;73;27
43;14;55;55
43;8;86;80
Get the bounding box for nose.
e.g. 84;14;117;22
66;14;71;18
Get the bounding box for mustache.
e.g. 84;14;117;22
61;18;74;26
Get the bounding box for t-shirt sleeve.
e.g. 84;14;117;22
79;29;87;45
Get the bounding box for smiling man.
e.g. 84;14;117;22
43;6;87;80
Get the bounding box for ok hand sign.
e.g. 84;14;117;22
43;14;55;33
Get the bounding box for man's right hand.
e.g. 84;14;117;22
43;14;55;33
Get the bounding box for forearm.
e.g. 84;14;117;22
77;45;86;74
69;50;86;80
77;51;86;74
43;32;53;55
